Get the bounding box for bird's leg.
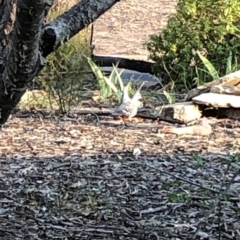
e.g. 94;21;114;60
113;115;124;123
129;117;139;123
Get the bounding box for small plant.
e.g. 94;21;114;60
193;154;204;169
196;50;239;80
86;57;134;103
38;35;91;113
18;89;53;109
26;4;93;113
168;192;190;202
162;81;176;104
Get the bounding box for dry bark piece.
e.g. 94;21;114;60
155;102;202;124
185;70;240;100
192;93;240;108
210;85;240;95
160;118;212;135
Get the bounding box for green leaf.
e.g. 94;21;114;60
163;90;175;104
86;57;113;98
86;57;109;97
112;64;127;103
196;51;219;79
168;193;180;201
112;64;124;90
102;85;111;99
237;208;240;214
226;50;232;75
103;76;118;93
108;64;118;86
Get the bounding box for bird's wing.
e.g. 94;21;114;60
112;101;135;116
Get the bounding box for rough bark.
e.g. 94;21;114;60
0;1;15;43
0;0;16;73
0;0;54;125
41;0;120;57
0;0;120;125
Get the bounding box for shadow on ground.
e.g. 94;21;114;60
0;111;240;239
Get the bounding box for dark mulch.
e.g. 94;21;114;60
0;110;240;239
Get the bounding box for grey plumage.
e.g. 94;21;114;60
112;81;146;120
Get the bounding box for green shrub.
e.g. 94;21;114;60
146;0;240;90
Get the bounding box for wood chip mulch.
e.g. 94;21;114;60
0;109;240;240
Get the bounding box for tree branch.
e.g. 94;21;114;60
0;0;54;125
41;0;120;57
0;0;119;125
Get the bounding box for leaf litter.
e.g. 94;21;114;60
0;110;240;239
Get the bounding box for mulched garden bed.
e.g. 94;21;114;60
0;109;240;239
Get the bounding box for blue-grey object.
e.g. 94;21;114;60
101;67;162;88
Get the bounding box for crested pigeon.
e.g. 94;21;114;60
112;81;146;121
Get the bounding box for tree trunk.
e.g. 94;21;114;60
0;0;120;126
0;0;51;125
